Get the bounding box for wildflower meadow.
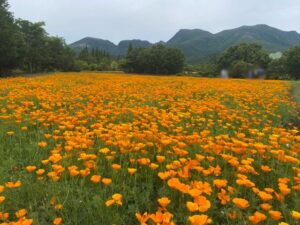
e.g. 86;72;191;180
0;73;299;225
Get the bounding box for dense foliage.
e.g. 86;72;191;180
122;44;185;75
217;43;271;78
76;47;119;71
0;0;77;75
0;0;23;74
283;45;300;80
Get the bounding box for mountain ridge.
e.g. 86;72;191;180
69;24;300;63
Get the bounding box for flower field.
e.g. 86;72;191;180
0;73;299;225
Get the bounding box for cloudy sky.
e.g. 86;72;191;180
8;0;300;44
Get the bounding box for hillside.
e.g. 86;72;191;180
69;38;152;56
69;25;300;64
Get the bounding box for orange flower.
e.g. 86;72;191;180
186;201;198;212
150;163;159;170
0;185;4;193
191;181;212;195
69;169;79;177
268;210;282;220
15;209;27;218
0;196;5;203
232;198;249;209
26;166;37;173
90;175;101;183
105;199;115;207
158;197;171;208
136;212;149;225
213;179;228;189
38;141;47;148
36;169;45;175
248;211;267;224
258;191;273;201
5;180;22;188
55;204;63;209
261;165;272;172
106;193;122;206
112;164;121;170
53;217;62;225
189;189;201;198
156;155;166;163
102;178;112;185
137;158;150;166
194;196;211;212
217;189;230;205
99;148;110;154
260;203;272;211
188;214;212;225
0;212;9;220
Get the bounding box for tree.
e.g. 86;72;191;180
217;43;270;78
77;48;112;71
283;45;300;80
122;44;185;75
16;19;48;73
267;58;288;80
43;36;77;71
0;0;23;75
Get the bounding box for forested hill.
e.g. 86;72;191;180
70;24;300;63
69;38;152;56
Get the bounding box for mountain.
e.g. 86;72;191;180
117;40;152;55
69;37;152;56
166;29;220;63
69;25;300;64
69;37;117;54
166;25;300;63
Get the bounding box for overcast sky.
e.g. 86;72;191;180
8;0;300;44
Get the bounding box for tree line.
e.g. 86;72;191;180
185;43;300;80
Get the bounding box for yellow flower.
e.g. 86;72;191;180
6;131;14;136
292;210;300;220
127;168;137;175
